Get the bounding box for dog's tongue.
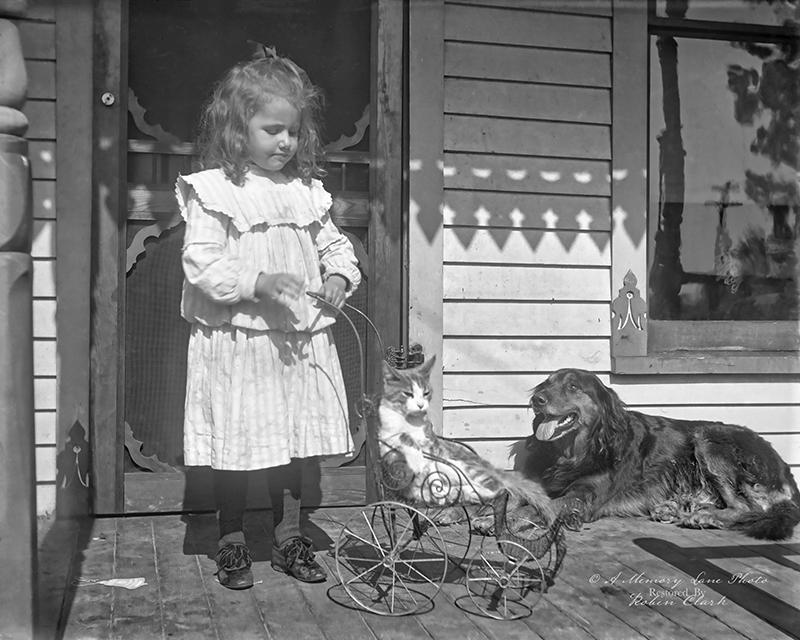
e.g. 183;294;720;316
536;418;560;441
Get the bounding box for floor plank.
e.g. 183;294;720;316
111;517;165;639
560;524;706;640
592;518;798;640
46;509;800;640
575;519;748;640
182;512;271;640
37;516;82;639
151;515;218;638
61;518;118;640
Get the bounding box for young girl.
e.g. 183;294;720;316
176;48;361;590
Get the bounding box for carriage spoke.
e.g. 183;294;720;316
388;511;416;556
363;512;387;558
342;527;386;555
343;558;387;586
396;559;441;588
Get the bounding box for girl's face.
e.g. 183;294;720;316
246;95;300;174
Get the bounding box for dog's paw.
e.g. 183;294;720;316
679;511;723;530
650;501;680;523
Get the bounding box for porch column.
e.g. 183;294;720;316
0;3;37;638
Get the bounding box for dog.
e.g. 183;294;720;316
522;368;800;540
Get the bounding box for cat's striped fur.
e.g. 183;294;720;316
378;357;555;523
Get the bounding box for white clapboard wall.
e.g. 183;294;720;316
439;0;800;487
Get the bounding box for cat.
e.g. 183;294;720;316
377;356;555;526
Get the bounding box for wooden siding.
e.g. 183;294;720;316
14;0;57;517
440;0;800;487
441;0;614;462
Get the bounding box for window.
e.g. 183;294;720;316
611;0;800;373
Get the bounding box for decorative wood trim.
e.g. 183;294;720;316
127;88;180;144
366;0;406;502
611;269;647;356
55;0;93;517
611;0;650;366
408;0;444;432
123;422;176;473
325;104;370;152
91;0;128;513
125;214;181;274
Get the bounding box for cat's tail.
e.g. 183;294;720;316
500;471;556;524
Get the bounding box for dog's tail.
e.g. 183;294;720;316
732;500;800;540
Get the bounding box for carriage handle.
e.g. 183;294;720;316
306;290;386;416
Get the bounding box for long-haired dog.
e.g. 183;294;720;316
522;368;800;540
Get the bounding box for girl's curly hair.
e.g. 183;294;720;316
195;50;325;186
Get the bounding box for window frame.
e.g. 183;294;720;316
610;0;800;375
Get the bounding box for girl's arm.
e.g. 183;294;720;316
315;215;362;294
181;193;261;304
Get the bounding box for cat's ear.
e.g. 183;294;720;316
417;355;437;376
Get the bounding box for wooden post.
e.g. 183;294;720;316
0;2;36;635
366;0;405;501
55;0;94;518
91;0;128;513
0;102;37;640
407;0;444;431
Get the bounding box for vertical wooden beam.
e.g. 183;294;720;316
611;0;649;365
91;0;128;513
367;0;406;501
407;0;444;431
55;0;93;517
0;135;36;640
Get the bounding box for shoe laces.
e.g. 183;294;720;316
283;537;315;567
216;542;252;571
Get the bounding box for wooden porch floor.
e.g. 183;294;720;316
37;507;800;640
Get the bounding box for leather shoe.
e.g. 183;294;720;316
215;541;254;590
272;536;327;583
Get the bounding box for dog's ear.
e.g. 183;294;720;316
587;374;629;456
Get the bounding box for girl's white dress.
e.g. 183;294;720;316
175;168;362;470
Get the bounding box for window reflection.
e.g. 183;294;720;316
648;35;799;321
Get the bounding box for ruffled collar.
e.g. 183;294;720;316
175;168;332;232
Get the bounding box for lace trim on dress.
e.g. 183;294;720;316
175;168;333;233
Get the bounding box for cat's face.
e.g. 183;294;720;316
381;356;436;418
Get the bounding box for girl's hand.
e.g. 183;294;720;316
256;272;304;307
316;274;348;309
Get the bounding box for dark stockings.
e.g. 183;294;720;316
212;459;303;547
266;459;302;547
214;470;248;540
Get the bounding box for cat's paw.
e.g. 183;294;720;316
471;513;496;536
428;506;467;526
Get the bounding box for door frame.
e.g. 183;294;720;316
90;0;406;514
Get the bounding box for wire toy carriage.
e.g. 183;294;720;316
309;292;572;620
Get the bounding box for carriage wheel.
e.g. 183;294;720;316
422;505;473;573
465;537;546;620
334;501;448;616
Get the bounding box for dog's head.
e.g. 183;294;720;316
526;368;625;448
